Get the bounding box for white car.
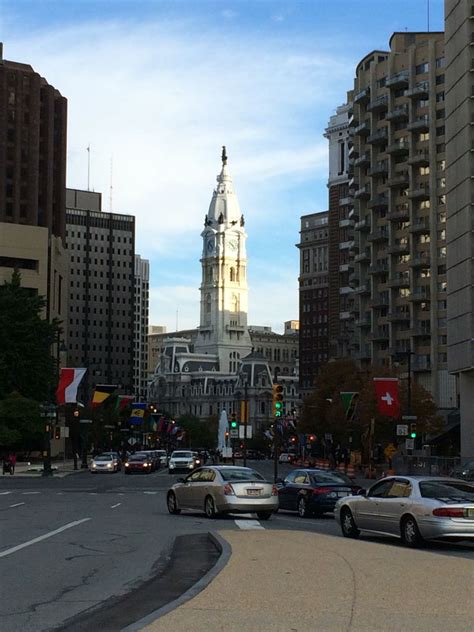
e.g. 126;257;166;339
155;450;168;467
168;450;198;474
279;453;295;464
90;454;120;473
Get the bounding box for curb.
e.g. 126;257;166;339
121;532;232;632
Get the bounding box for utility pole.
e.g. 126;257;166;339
273;368;279;483
243;378;248;467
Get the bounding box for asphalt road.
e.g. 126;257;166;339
0;460;473;632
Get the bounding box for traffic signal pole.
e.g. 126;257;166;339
243;380;248;467
273;368;279;483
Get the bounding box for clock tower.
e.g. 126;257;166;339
195;147;252;370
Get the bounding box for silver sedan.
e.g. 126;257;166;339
335;476;474;547
167;466;279;520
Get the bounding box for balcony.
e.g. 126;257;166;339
355;315;371;328
410;286;431;301
339;218;353;228
355;345;371;360
387;309;410;322
339;311;351;321
408;150;429;166
339;263;352;273
368;262;389;275
367;128;388;145
368;160;389;177
387;205;410;221
368;194;389;210
409;218;430;233
354;218;371;232
386;104;409;121
348;144;358;159
410;253;430;268
339;196;353;207
367;227;389;242
354;184;371;200
387;139;410;155
349;241;360;256
348;206;359;221
348;114;359;128
369;295;390;308
367;94;388;112
339;240;354;251
388;275;410;288
412;357;432;371
354;87;370;104
408;183;430;200
339;286;353;295
354;120;371;136
407;81;429;99
386;70;409;88
349;271;359;286
388;242;410;255
387;172;409;188
407;115;430;132
354;282;370;295
354;248;371;263
410;325;431;337
354;152;371;167
368;328;389;341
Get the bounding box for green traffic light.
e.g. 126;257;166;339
231;421;238;428
410;432;417;438
275;402;282;409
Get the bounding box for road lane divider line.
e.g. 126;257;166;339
22;491;40;495
143;491;157;495
9;502;25;508
0;491;12;495
110;503;121;508
234;519;264;530
0;518;91;558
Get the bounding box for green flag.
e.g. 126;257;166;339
340;392;359;421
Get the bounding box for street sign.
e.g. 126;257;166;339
397;424;409;436
230;428;238;438
79;419;93;424
128;437;137;445
402;415;418;421
405;438;415;450
239;425;253;439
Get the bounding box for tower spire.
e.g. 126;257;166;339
221;145;228;166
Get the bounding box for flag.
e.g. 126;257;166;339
91;385;117;408
115;395;134;412
340;392;359;421
56;368;87;405
373;378;400;419
129;402;147;425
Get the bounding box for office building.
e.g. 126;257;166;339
134;255;149;401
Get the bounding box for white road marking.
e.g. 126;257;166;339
0;518;91;559
234;519;264;530
22;491;40;495
89;493;98;495
143;491;157;495
0;491;12;495
56;492;64;495
110;503;121;509
117;493;125;496
9;502;25;508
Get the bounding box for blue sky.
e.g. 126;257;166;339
1;0;444;333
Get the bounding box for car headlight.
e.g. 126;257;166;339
92;463;96;468
125;463;129;467
169;463;175;468
107;463;112;468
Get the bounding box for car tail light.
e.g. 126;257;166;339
272;485;278;496
223;483;235;496
433;507;465;518
312;487;332;495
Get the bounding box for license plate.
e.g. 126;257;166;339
337;491;349;498
247;488;262;496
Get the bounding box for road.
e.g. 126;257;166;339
0;460;473;632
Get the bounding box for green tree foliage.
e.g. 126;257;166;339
0;392;43;450
178;413;218;448
0;270;59;401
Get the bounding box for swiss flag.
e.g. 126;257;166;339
373;377;400;419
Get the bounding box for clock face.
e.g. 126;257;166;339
228;239;238;251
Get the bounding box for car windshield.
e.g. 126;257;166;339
129;455;146;461
94;456;112;462
172;452;192;458
311;472;352;484
420;480;474;502
219;468;265;482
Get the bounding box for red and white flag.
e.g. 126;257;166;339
56;368;87;405
373;377;400;419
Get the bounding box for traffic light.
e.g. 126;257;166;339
309;434;316;442
54;426;61;440
230;412;238;430
272;383;284;418
410;423;417;439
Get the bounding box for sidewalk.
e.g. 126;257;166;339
3;459;85;478
140;530;474;632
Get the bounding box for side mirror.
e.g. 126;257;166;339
177;477;185;483
357;488;366;496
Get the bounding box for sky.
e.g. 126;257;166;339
1;0;444;333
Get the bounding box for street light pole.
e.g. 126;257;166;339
273;368;279;484
243;378;248;467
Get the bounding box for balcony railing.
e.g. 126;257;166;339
409;218;430;233
408;183;430;199
354;184;371;199
368;295;390;308
368;194;389;210
354;249;371;263
387;139;410;155
410;253;430;267
387;310;410;322
367;128;388;145
354;152;371;167
368;160;389;176
387;172;409;187
386;71;409;88
387;205;410;222
368;263;389;275
407;115;430;132
354;218;371;232
354;120;371;136
367;227;389;242
386;104;409;121
367;94;389;112
354;282;371;295
388;242;410;255
410;286;431;301
388;275;410;288
354;87;371;103
407;81;429;99
408;150;429;166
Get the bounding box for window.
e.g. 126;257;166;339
294;472;310;484
436;126;445;137
436;57;445;68
419;132;429;142
386;480;412;498
367;480;394;498
416;62;429;74
436;74;445;85
419;166;430;176
436;91;445;102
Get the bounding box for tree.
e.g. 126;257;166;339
0;392;43;451
0;270;59;401
178;413;218;448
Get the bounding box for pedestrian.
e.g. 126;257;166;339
8;452;16;475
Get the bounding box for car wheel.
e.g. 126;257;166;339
257;511;272;521
167;492;181;515
401;515;424;548
297;496;310;518
204;495;217;519
340;507;360;538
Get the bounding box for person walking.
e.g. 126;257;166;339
8;452;16;475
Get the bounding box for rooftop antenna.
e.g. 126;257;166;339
86;144;91;191
175;309;179;332
427;0;430;32
109;156;113;212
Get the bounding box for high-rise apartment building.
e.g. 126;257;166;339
349;32;456;410
445;0;474;457
297;211;329;394
66;188;135;399
0;43;68;344
134;255;149;401
324;101;354;359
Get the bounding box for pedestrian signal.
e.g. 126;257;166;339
272;383;284;418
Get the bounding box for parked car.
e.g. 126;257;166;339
90;454;120;473
168;450;199;474
277;469;362;517
278;453;295;464
167;466;279;519
451;460;474;481
124;453;153;474
335;476;474;547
